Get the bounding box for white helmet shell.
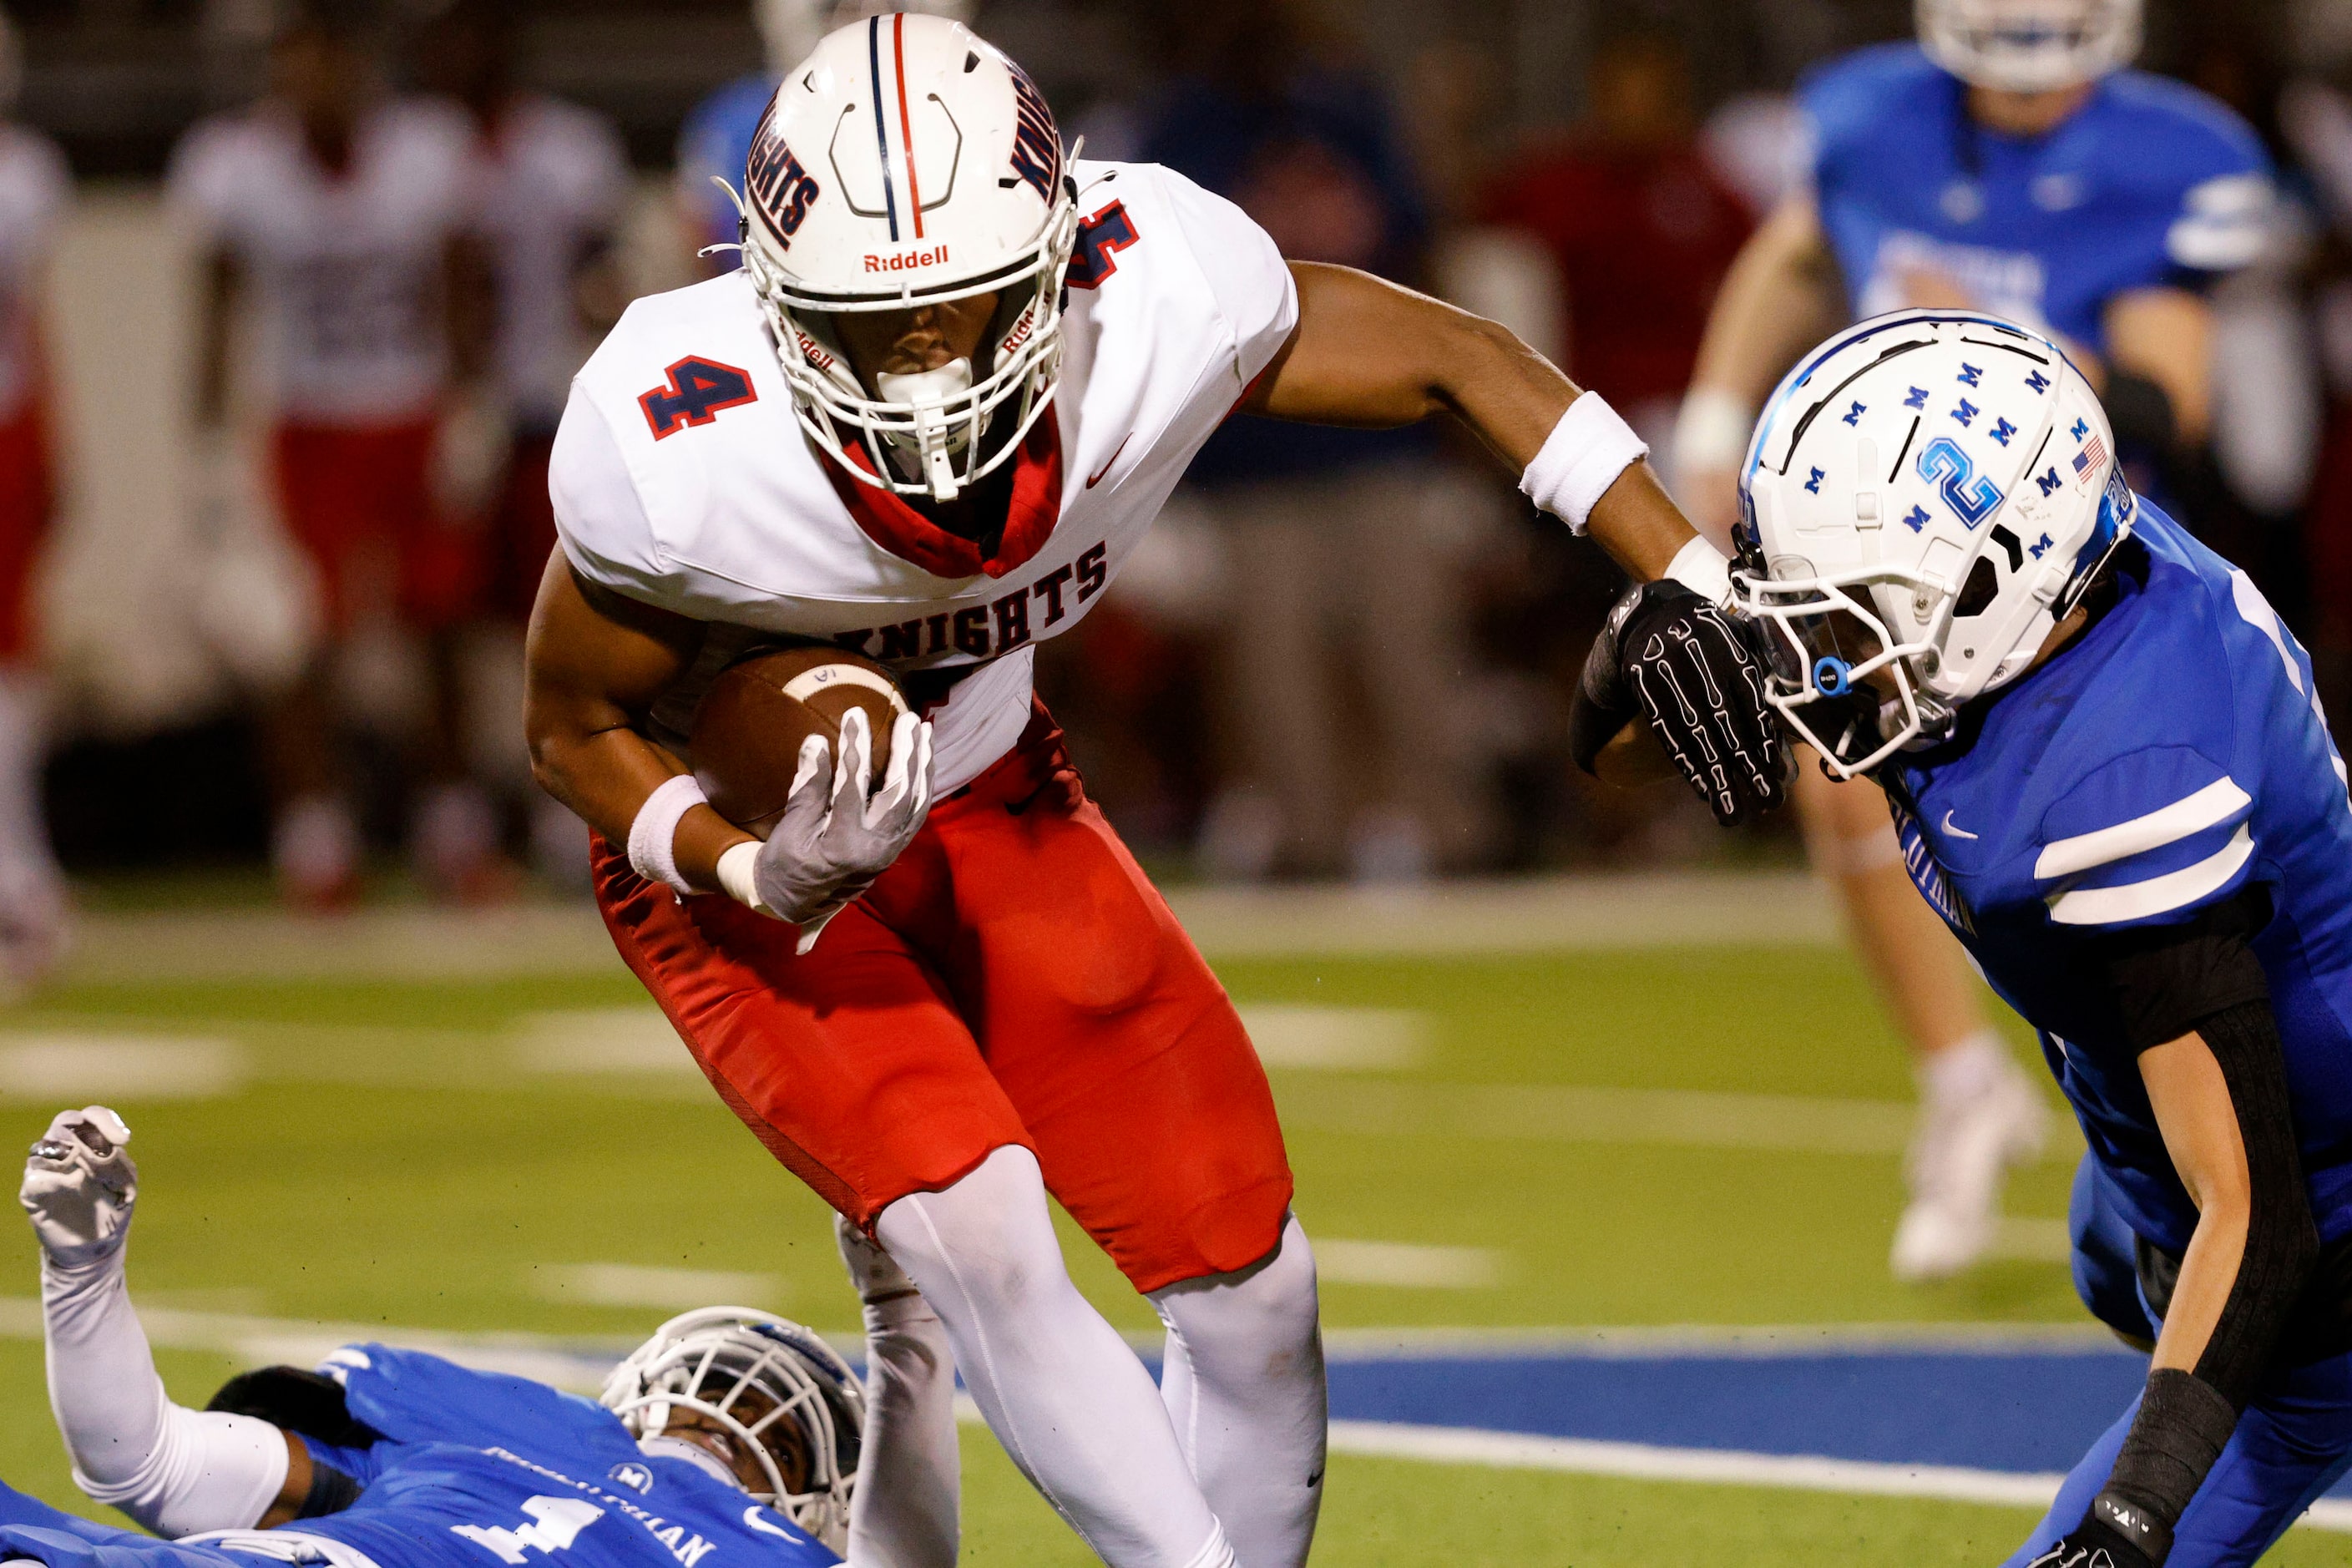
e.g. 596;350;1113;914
601;1307;865;1549
1917;0;2142;93
755;0;977;78
738;12;1079;502
1732;311;2133;777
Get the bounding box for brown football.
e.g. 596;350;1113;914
689;645;906;837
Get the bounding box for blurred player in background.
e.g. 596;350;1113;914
675;0;974;272
0;5;68;989
527;16;1776;1568
1732;308;2352;1568
1479;28;1754;486
8;1104;964;1568
419;0;630;886
171;0;503;911
1140;0;1483;882
1673;0;2273;1281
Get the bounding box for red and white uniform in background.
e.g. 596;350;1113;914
554;155;1297;1277
167;101;475;633
0;123;67;661
464;94;628;620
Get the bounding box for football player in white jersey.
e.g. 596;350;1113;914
524;18;1781;1568
0;5;69;990
421;0;631;885
169;2;498;909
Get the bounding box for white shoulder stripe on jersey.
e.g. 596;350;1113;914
2032;776;2252;881
2046;824;2254;927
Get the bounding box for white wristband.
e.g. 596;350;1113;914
1520;392;1650;534
627;775;708;898
1663;534;1734;609
1672;387;1756;477
716;840;773;915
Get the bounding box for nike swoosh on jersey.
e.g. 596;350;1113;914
744;1506;806;1541
1086;434;1132;488
1942;811;1980;841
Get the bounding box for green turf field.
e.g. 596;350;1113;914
0;942;2332;1564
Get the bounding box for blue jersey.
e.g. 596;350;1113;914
1884;503;2352;1257
677;73;779;257
0;1345;836;1568
1801;44;2270;352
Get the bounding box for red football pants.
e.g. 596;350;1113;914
594;708;1294;1293
272;420;478;634
0;402;51;661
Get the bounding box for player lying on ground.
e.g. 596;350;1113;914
0;1106;967;1568
1653;310;2352;1566
523;17;1783;1568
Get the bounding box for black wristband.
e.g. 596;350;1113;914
2101;1368;2238;1550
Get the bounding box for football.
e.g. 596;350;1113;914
689;645;908;837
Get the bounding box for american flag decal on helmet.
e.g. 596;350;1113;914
2073;433;2107;479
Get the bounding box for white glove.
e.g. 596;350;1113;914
725;706;934;955
22;1107;136;1267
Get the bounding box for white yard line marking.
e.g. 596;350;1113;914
1239;1006;1428;1071
57;873;1844;984
528;1264;784;1312
1314;1241;1503;1289
1320;1422;2352;1533
511;1009;698;1075
0;1036;245;1100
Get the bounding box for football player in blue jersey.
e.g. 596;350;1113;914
1668;0;2274;1284
0;1107;964;1568
1720;309;2352;1566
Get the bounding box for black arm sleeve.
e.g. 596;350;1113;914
2082;897;2319;1561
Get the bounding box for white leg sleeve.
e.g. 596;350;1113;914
873;1146;1235;1568
44;1251;288;1538
847;1267;960;1568
1150;1216;1327;1568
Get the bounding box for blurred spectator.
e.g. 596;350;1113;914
1701;89;1808;218
2282;14;2352;750
168;0;497;908
1479;28;1756;481
418;0;630;887
1140;0;1487;883
675;0;974;273
0;4;70;985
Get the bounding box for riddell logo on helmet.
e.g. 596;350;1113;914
795;331;838;375
865;245;950;273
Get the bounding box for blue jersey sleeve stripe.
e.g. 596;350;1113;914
2034;776;2251;880
2046;823;2254;926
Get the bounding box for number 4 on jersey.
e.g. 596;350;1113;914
640;357;760;440
453;1495;604;1564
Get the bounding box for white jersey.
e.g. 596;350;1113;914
552;160;1297;794
0;124;68;418
466;95;630;431
168;99;473;426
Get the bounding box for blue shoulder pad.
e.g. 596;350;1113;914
2097;73;2272;276
2034;746;2253;930
320;1345;640;1468
1796;43;1942;183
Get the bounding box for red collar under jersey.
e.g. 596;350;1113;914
820;411;1066;580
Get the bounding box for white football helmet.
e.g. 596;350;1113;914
1732;311;2133;779
1918;0;2142;92
736;13;1079;502
601;1307;865;1548
754;0;976;78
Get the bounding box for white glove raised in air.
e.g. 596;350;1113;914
20;1106;137;1267
725;706;934;955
